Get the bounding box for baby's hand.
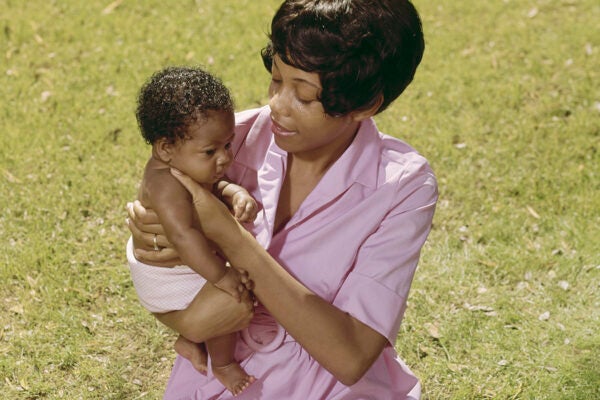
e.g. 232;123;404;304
214;268;246;302
232;191;258;223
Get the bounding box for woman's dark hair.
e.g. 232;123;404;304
136;66;234;144
261;0;424;116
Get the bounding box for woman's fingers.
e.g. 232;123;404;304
127;201;164;235
131;200;161;224
127;217;167;249
170;168;200;196
235;268;254;291
156;283;254;342
134;246;180;264
171;168;226;208
127;216;164;239
127;205;179;264
126;217;152;249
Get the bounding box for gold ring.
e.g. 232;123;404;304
153;234;159;251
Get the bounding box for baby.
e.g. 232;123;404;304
126;66;257;395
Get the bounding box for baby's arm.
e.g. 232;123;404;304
214;180;258;223
148;175;245;301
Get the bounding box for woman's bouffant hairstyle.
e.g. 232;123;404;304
136;66;234;144
261;0;424;116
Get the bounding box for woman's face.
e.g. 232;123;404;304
167;110;235;186
268;55;360;159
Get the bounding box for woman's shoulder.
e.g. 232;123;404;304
364;130;438;216
364;122;437;204
232;106;271;149
380;134;433;175
231;106;273;168
234;106;271;132
360;119;435;184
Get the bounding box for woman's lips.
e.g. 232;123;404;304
271;119;296;137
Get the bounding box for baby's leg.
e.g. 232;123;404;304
206;333;255;395
154;309;209;374
174;335;208;374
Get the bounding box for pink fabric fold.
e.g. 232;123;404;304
240;305;286;353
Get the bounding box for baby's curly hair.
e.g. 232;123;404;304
136;66;234;144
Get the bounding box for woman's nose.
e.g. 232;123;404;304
269;86;290;117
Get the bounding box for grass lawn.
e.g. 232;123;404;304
1;0;598;398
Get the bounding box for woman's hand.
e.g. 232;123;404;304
126;200;181;265
171;169;242;248
155;282;255;343
214;268;248;302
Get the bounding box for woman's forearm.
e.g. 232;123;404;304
222;227;387;385
167;168;387;382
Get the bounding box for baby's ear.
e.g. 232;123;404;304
154;138;174;162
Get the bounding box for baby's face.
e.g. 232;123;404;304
168;110;235;186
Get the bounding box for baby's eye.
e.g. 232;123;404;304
224;142;232;150
204;149;216;156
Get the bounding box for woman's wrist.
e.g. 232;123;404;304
216;222;252;255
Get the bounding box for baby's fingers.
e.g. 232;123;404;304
236;203;257;223
233;203;245;220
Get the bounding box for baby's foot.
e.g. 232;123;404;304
212;362;255;396
174;335;207;374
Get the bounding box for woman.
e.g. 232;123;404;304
128;0;437;398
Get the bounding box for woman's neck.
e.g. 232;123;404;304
273;122;358;233
287;123;360;179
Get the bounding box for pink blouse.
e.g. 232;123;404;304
164;106;438;399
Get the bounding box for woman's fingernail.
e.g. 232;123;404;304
125;218;130;225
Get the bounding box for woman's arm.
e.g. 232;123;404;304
155;282;255;343
236;230;387;385
172;169;387;385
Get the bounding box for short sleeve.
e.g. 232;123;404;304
333;175;437;344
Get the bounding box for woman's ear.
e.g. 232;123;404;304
154;138;174;163
351;95;384;122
